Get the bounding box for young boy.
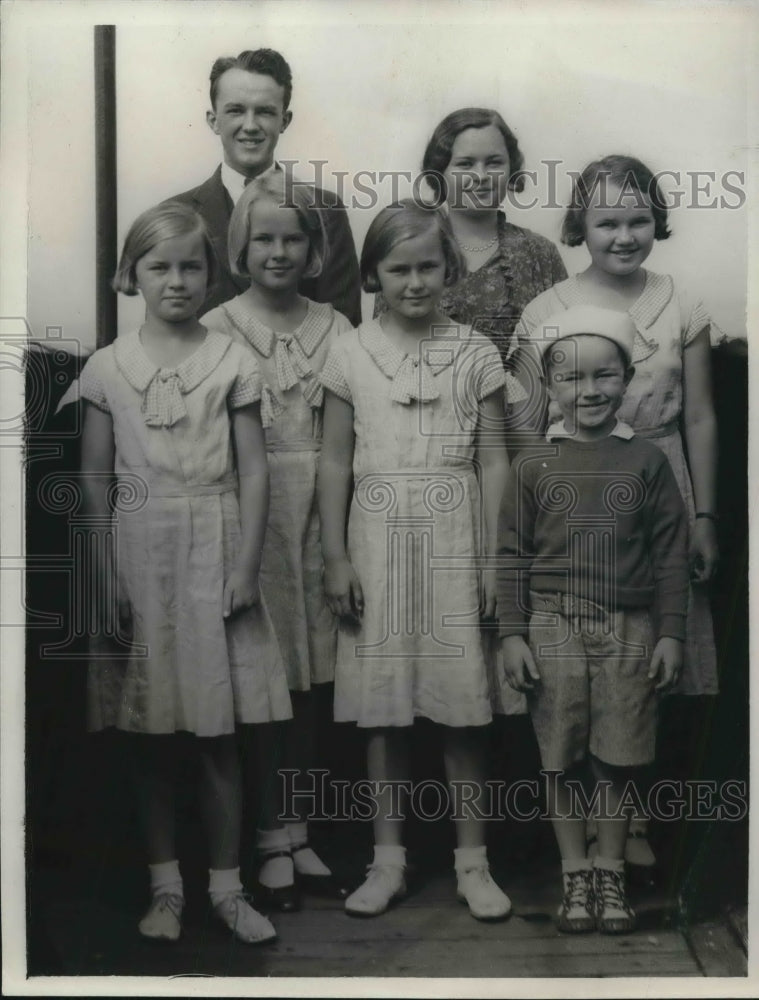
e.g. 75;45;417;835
497;306;689;934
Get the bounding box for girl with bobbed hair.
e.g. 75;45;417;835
320;199;512;922
112;200;220;295
360;197;465;293
203;172;354;912
560;154;671;246
75;200;291;946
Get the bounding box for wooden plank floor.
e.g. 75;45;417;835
31;859;744;980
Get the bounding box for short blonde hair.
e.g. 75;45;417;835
227;172;328;280
112;201;218;295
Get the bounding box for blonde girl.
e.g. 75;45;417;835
203;173;353;909
78;202;291;944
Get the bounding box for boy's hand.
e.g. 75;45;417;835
223;568;261;618
690;518;719;583
499;634;540;692
480;567;497;621
324;557;364;621
648;636;684;692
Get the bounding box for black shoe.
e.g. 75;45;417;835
297;871;351;900
626;860;657;890
624;830;657;889
256;850;301;912
254;879;301;912
291;840;352;899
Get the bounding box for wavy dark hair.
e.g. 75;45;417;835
421;108;526;202
209;48;293;110
561;154;671;246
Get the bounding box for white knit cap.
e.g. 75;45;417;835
536;306;636;364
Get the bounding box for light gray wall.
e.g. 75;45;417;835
21;4;751;352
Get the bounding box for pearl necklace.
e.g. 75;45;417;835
457;233;498;252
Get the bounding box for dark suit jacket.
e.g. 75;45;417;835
171;165;362;324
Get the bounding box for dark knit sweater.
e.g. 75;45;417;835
496;434;689;641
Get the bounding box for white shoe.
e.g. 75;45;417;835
345;864;406;916
138;892;184;942
213;892;277;944
456;864;512;921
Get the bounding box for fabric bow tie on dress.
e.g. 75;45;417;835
142;370;188;427
259;384;286;428
273;333;324;408
390;354;440;405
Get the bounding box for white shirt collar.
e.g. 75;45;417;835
546;419;635;442
220;160;278;206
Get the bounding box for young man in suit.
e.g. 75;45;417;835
172;48;361;322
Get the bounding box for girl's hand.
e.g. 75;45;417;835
499;635;540;692
480;567;497;621
690;517;719;583
648;636;684;692
223;568;261;619
324;557;364;621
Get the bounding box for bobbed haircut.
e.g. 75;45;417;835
422;107;526;201
112;201;218;296
209;48;293;110
561;154;671;246
360;199;465;294
228;172;328;280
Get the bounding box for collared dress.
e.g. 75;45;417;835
375;211;567;372
516;271;718;696
319;320;506;728
203;297;353;691
78;329;293;736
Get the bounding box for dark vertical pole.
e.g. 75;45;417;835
94;25;117;348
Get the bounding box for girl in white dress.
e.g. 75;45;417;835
319;200;511;919
78;202;292;944
204;174;353;909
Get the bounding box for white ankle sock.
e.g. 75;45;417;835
148;859;184;899
373;844;406;868
593;855;625;873
285;821;309;849
454;845;487;873
257;827;294;889
208;866;243;908
286;822;331;876
562;858;592;874
454;846;511;920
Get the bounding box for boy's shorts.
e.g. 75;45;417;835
527;591;658;771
